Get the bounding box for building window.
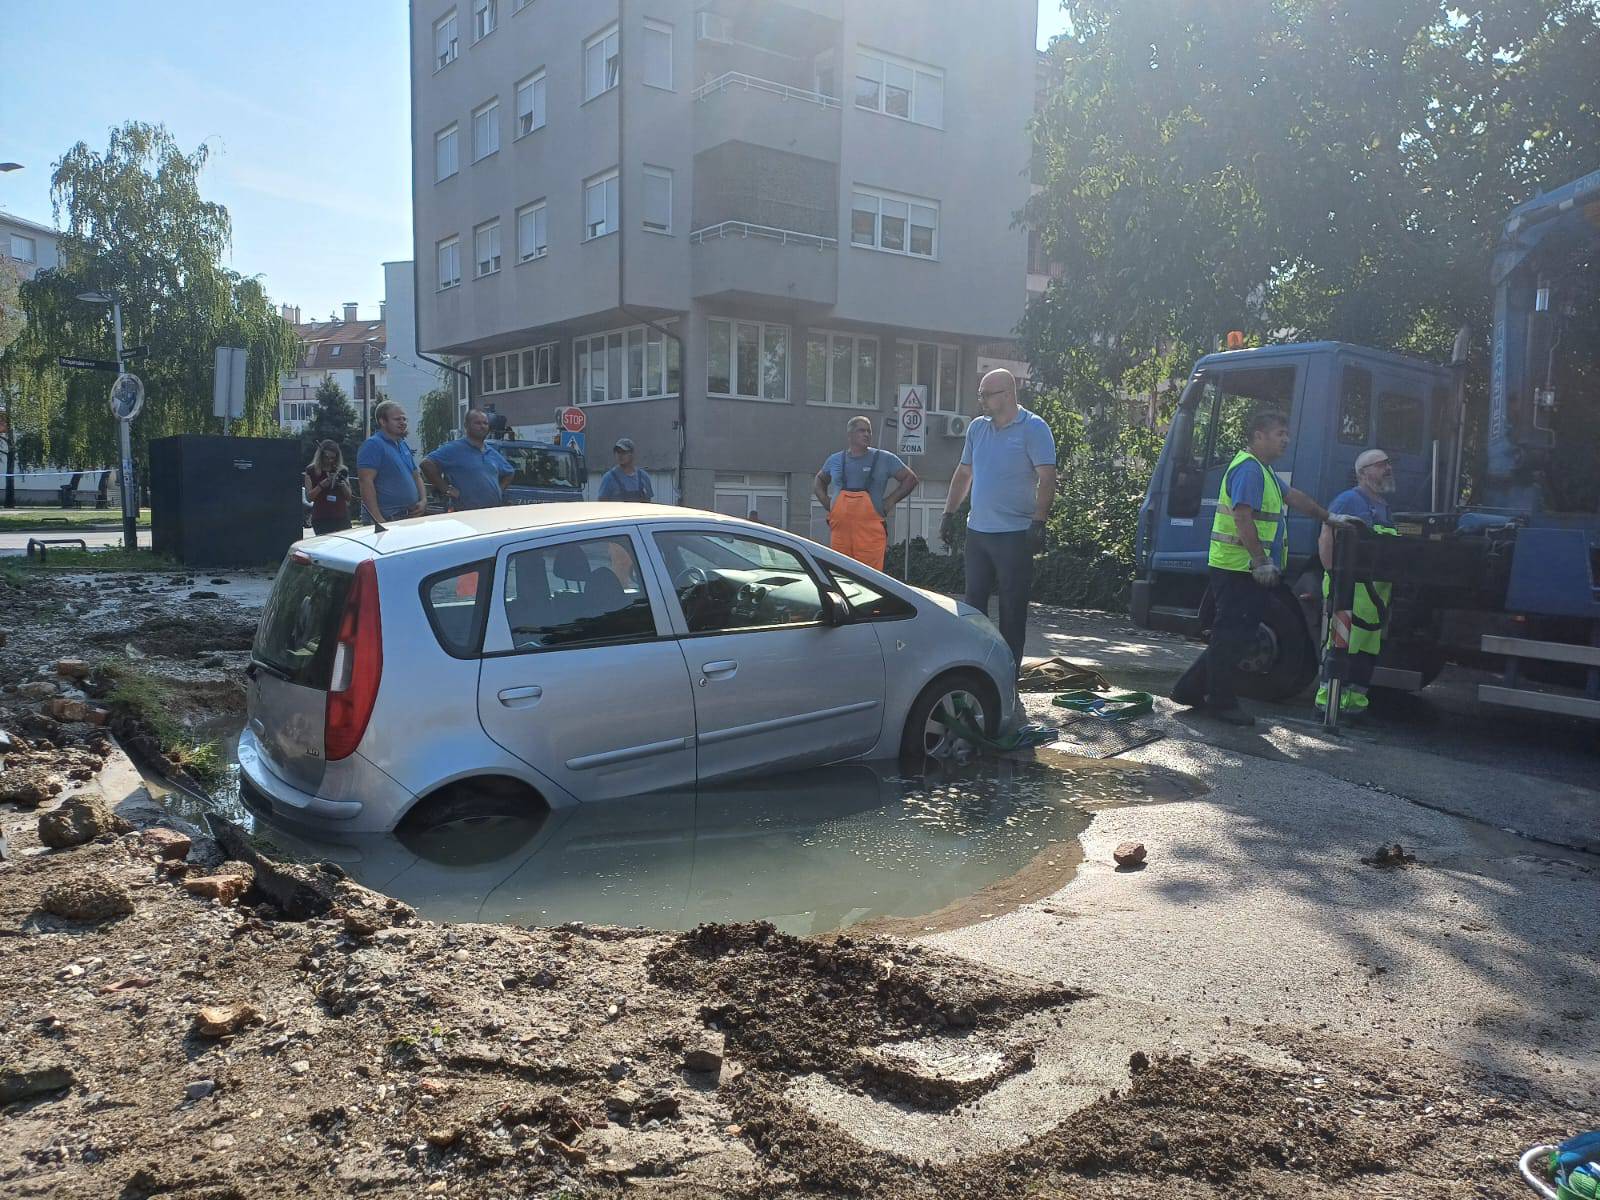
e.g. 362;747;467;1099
708;318;788;402
851;187;938;259
434;125;459;181
434;9;459;70
575;323;680;404
9;234;38;264
895;341;960;414
472;0;496;42
472;99;500;161
523;342;561;388
515;70;546;137
330;346;342;357
642;166;672;234
516;200;548;262
855;49;943;128
512;0;532;9
643;19;673;90
806;332;879;408
583;168;620;240
474;220;502;277
583;23;620;102
437;237;461;289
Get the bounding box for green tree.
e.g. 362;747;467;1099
1020;0;1600;570
0;122;299;475
300;378;359;466
418;387;457;453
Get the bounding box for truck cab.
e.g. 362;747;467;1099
496;438;587;506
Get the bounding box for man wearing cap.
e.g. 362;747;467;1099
1315;448;1399;717
597;438;655;503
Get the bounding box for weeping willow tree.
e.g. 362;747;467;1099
0;123;298;474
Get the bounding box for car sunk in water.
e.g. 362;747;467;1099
240;504;1019;833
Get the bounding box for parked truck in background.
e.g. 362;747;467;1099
1133;168;1600;720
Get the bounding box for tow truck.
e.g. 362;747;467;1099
1132;168;1600;719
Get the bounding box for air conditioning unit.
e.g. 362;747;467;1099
696;11;733;44
942;414;969;438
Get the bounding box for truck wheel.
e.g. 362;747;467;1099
1233;590;1318;701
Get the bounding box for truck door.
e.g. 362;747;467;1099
1150;361;1307;581
1330;361;1438;512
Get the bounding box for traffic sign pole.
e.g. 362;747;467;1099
111;301;137;553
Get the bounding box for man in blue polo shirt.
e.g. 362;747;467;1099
421;408;514;510
940;368;1058;674
356;400;426;523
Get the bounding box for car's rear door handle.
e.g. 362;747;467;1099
497;685;543;708
700;660;738;683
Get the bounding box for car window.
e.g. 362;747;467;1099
1376;391;1424;454
654;531;824;634
502;444;579;488
1338;366;1371;445
255;558;352;687
826;564;916;620
420;559;492;658
502;536;654;650
1202;366;1298;468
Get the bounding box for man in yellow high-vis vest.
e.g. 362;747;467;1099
1171;408;1359;726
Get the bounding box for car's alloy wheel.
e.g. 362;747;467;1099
919;688;988;759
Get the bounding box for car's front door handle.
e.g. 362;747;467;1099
497;685;543;708
700;660;738;683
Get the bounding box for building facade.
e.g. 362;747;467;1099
381;260;449;444
410;0;1035;542
0;210;60;283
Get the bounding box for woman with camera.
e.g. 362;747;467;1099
304;440;353;536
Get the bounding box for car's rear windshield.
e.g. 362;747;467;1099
253;559;353;689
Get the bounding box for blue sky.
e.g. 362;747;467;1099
3;2;1070;321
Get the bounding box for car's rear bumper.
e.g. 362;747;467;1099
238;728;412;833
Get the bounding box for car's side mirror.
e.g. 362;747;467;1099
820;589;854;626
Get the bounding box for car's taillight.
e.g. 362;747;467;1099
325;559;382;761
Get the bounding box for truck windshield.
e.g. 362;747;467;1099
502;446;579;489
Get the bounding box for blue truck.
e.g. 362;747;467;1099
1133;168;1600;719
423;435;587;514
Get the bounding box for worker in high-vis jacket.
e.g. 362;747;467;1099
1315;448;1400;718
1172;407;1359;726
813;415;918;571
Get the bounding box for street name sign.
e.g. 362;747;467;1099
58;355;119;372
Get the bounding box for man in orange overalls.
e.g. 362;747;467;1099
813;415;919;571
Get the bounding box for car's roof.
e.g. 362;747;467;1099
321;503;760;557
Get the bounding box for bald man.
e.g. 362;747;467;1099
940;368;1058;674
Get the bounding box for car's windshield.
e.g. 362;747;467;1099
501;445;579;489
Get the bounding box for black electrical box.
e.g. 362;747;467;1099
150;435;305;566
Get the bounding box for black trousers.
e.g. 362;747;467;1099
1173;567;1267;711
964;529;1034;675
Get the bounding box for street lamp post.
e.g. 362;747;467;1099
77;291;137;552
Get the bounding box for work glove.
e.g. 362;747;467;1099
1027;520;1048;555
1250;558;1281;588
1325;512;1365;530
939;511;958;547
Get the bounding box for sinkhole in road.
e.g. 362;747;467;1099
154;736;1191;937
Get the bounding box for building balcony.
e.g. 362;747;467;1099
692;72;841;162
689;220;838;309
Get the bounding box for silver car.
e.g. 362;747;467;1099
240;504;1019;833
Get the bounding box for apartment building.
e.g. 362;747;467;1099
1;210;60;282
277;303;390;436
410;0;1036;543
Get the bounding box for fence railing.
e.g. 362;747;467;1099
689;221;838;251
692;71;841;110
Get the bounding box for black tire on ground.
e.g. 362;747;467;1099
1233;589;1319;702
899;669;1000;762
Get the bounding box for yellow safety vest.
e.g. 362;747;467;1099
1209;449;1286;571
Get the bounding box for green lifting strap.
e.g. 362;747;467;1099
1052;689;1155;722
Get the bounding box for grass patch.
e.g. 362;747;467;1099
9;547;176;572
0;507;151;532
99;657;228;787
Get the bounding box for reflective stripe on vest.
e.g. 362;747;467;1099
1209;450;1286;571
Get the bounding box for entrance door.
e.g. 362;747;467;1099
477;529;697;801
646;526;885;782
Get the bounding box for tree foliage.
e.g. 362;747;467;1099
419;387;457;454
0;123;299;470
1021;0;1600;575
299;378;359;467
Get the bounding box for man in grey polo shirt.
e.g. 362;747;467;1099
940;368;1058;674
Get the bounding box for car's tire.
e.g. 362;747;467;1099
1232;589;1318;701
899;670;999;762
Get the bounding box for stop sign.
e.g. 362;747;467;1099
560;406;587;434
